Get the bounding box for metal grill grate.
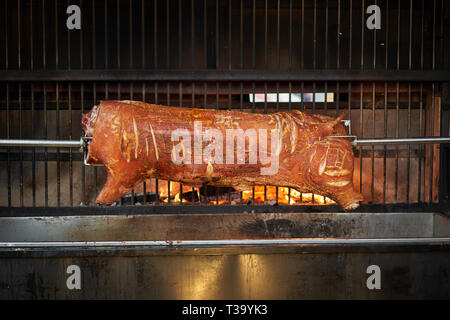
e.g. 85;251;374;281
0;0;449;208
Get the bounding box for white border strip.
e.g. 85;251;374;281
0;238;450;248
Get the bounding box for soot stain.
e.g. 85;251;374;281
239;217;356;238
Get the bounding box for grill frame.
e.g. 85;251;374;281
1;0;450;300
0;0;449;210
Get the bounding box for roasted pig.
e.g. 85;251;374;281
82;100;363;210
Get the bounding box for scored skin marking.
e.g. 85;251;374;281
145;138;149;157
324;169;351;177
285;114;298;153
273;114;283;156
206;162;214;180
121;127;131;163
149;124;159;161
132;117;139;160
326;180;351;187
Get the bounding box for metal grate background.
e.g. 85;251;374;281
0;0;449;208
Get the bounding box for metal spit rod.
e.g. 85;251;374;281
0;138;83;149
1;136;450;149
328;136;450;147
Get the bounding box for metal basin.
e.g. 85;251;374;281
0;210;449;241
0;209;449;299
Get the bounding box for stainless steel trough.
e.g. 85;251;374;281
0;210;449;299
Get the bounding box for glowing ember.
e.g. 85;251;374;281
240;186;334;205
134;179;333;205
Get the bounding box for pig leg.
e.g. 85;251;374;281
307;139;364;211
96;173;134;205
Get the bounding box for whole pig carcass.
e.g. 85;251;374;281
82;100;363;211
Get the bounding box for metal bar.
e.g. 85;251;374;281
6;83;11;207
313;0;316;69
80;0;85;206
252;0;255;69
142;81;146;204
430;0;436;203
56;82;60;207
130;0;133;69
167;0;170;68
430;82;435;203
154;79;159;203
418;83;423;202
17;0;21;70
301;0;304;69
0;139;83;148
105;0;108;68
332;137;450;146
154;0;157;68
180;80;183;203
407;81;411;204
349;0;352;68
216;0;219;69
395;81;399;203
93;81;98;199
204;0;207;68
1;238;450;248
18;1;23;207
228;0;231;70
337;0;340;69
395;0;400;208
359;83;363;194
117;0;120;69
192;0;195;68
372;82;375;203
265;0;268;69
1;70;450;82
31;81;36;206
240;0;243;69
361;0;364;69
141;0;146;203
42;0;48;207
383;0;388;204
418;0;425;203
372;0;377;203
129;0;135;206
325;0;328;69
154;0;159;205
383;82;387;204
67;0;72;207
179;0;182;68
19;84;23;207
288;0;291;70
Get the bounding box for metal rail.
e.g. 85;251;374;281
1;69;450;82
1;237;450;248
329;136;450;146
0;139;83;149
355;137;450;146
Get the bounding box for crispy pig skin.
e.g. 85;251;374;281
82;100;363;211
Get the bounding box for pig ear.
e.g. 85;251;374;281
320;111;348;136
330;111;348;129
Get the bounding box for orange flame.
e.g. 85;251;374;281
240;186;333;205
136;179;333;205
